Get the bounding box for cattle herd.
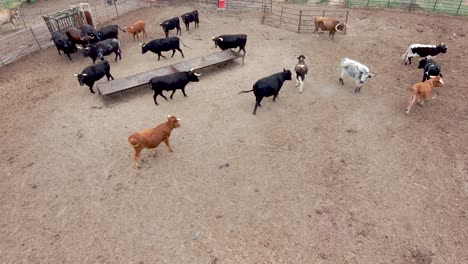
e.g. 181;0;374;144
0;7;449;167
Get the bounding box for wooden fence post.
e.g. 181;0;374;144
298;10;302;33
387;0;391;7
432;0;438;11
456;0;462;14
344;11;349;34
366;0;370;8
279;6;283;25
30;27;42;50
113;0;119;17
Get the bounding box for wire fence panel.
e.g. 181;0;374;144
344;0;468;14
262;2;348;33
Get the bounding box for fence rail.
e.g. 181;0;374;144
343;0;468;15
262;3;349;33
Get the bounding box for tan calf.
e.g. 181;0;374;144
125;20;147;41
128;115;180;168
405;76;445;115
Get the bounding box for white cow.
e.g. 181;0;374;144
339;58;375;93
0;9;20;30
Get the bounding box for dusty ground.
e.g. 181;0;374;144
1;2;468;263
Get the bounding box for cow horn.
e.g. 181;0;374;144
439;78;445;84
82;73;87;76
369;73;376;77
344;23;351;28
189;68;194;72
73;73;78;76
168;114;172;118
211;37;215;40
177;118;181;121
194;72;201;77
219;37;223;41
335;23;341;31
76;46;83;50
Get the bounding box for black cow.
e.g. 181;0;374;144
160;17;181;38
149;69;201;105
97;24;126;40
74;60;114;94
212;34;247;55
402;43;447;65
238;69;292;115
141;37;186;61
181;10;199;31
81;24;100;43
51;32;77;61
418;58;443;82
82;38;122;64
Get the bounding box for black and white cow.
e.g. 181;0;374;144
339;58;375;93
141;37;186;61
51;31;77;61
73;60;114;94
81;38;122;64
401;43;447;65
238;69;292;115
212;34;247;55
418;58;442;82
97;24;126;40
149;69;201;105
81;24;100;43
294;55;308;93
160;17;181;38
181;10;199;31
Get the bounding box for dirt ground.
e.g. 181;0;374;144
1;2;468;263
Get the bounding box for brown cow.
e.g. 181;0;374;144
313;16;350;40
405;76;445;115
125;20;147;41
0;9;20;30
128;115;181;168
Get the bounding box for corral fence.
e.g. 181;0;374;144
0;0;155;66
261;3;349;33
344;0;468;15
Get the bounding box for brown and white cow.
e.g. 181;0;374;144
0;9;20;30
294;55;308;93
313;16;350;40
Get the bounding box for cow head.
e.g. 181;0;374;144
335;22;350;32
160;22;169;31
437;43;447;53
282;68;292;80
140;42;149;54
297;55;307;61
82;46;93;58
358;70;374;84
10;10;20;20
167;115;181;128
429;76;445;87
73;73;88;86
181;14;189;22
212;37;223;48
188;68;202;82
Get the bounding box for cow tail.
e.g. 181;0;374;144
401;47;410;63
238;89;254;95
117;25;126;32
179;39;191;49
